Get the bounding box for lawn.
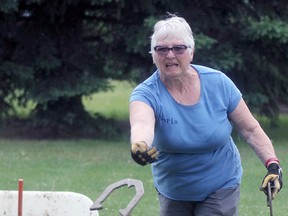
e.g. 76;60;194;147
0;135;287;215
0;138;158;216
1;81;287;215
82;80;136;121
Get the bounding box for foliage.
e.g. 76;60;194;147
0;0;288;137
173;0;288;119
0;0;169;135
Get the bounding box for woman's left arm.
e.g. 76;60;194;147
228;98;278;166
229;98;283;198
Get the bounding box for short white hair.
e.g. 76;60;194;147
150;15;195;53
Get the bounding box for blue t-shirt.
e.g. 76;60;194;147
130;64;243;201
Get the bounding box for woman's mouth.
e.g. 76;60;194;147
166;63;179;68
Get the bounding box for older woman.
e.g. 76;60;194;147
129;14;282;216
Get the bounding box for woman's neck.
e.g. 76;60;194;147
161;68;197;92
161;67;200;104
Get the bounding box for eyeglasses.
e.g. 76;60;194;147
154;45;191;56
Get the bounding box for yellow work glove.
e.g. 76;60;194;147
260;163;283;199
131;141;159;166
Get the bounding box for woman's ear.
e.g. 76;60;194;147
190;49;194;62
152;54;156;64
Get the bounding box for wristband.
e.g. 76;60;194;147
265;158;280;168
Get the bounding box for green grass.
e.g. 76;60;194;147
82;80;136;120
236;114;288;215
8;80;136;120
0;129;287;215
1;81;288;215
0;138;158;215
238;141;287;215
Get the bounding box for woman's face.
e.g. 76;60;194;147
152;37;194;79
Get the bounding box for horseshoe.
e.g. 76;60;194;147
90;178;144;216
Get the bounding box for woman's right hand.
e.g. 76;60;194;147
131;141;159;166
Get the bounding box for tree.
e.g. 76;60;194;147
173;0;288;122
0;0;169;137
0;0;287;138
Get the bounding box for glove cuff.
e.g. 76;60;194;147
265;157;280;168
267;163;282;176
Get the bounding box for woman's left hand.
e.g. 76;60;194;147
260;163;283;199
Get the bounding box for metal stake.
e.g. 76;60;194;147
18;179;24;216
267;182;273;216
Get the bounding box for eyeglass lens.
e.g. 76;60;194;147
154;45;189;55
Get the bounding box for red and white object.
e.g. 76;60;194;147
0;190;99;216
0;178;144;216
18;179;23;216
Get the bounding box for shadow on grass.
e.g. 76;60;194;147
0;116;130;140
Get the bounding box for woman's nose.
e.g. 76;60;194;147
166;49;175;57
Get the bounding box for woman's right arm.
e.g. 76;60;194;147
129;101;155;147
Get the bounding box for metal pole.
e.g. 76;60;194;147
18;179;24;216
267;182;273;216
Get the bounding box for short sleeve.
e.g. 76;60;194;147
130;83;158;114
222;74;242;114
